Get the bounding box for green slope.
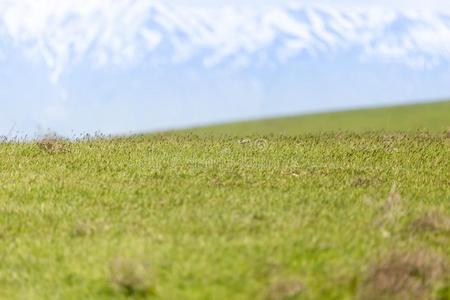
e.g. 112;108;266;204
186;101;450;135
1;101;449;300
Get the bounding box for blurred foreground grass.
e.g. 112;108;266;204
0;131;449;299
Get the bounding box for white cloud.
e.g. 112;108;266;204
168;0;450;12
1;0;450;81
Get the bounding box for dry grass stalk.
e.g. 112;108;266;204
374;184;404;230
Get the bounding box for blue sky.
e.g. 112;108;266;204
1;0;450;137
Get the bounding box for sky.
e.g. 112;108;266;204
1;0;450;137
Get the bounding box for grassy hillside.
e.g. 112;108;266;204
187;101;450;135
0;133;449;299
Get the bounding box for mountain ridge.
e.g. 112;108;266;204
1;1;450;81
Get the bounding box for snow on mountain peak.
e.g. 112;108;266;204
1;0;450;81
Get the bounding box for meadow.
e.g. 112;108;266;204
188;101;450;135
0;101;449;299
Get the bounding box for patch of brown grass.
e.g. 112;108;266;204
266;278;305;300
357;250;449;300
71;221;96;237
109;257;155;296
152;133;169;141
410;212;450;234
351;176;380;187
37;135;68;154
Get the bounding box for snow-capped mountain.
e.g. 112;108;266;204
1;0;450;81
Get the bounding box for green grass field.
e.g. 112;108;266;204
187;101;450;135
0;102;449;300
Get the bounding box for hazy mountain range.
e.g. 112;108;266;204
1;1;450;81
